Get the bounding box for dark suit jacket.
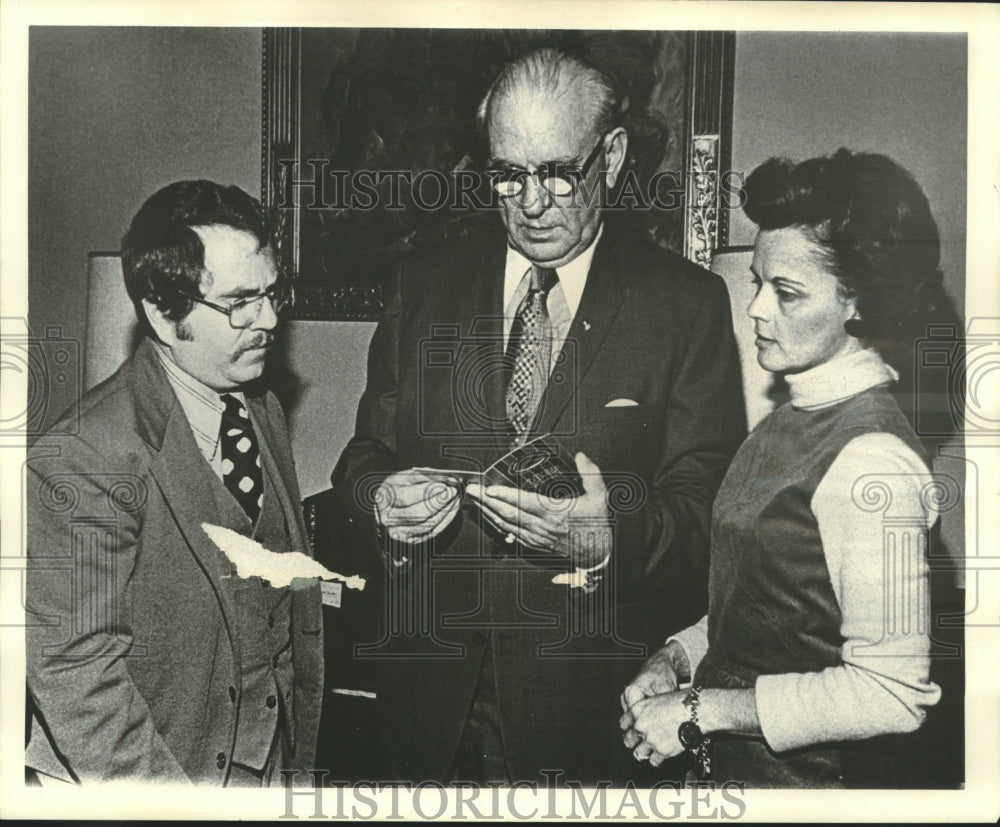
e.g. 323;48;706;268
25;338;324;784
332;221;746;782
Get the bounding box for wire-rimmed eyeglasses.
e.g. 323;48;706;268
176;282;295;329
486;135;607;199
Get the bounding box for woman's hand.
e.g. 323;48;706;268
621;686;761;767
620;690;689;766
620;640;690;712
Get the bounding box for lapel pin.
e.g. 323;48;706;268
583;320;592;331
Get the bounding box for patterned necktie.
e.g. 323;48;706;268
219;393;263;524
506;266;559;443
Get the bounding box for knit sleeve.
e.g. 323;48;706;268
754;433;942;752
667;615;710;681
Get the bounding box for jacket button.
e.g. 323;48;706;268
266;695;277;709
272;655;280;668
228;685;236;703
216;752;226;769
472;631;489;646
267;615;275;629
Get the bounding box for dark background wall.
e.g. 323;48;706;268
730;32;966;313
28;28;967;495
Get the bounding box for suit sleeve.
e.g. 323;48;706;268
260;393;314;554
612;274;746;586
25;438;190;784
331;264;405;560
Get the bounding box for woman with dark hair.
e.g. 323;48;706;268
619;149;954;788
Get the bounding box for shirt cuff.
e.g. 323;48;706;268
754;673;802;752
551;553;610;591
754;666;941;753
373;501;409;568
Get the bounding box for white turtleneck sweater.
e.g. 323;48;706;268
671;349;942;752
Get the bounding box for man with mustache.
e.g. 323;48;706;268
333;48;745;783
25;180;323;784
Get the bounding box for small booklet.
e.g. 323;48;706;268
415;433;584;499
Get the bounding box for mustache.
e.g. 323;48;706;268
238;333;274;354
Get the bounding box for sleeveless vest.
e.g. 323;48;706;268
694;385;929;788
210;414;296;772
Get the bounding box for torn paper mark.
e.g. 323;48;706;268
551;569;591;589
330;688;377;699
202;523;365;591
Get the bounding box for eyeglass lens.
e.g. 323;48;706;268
489;136;604;199
229;286;292;327
493;172;575;198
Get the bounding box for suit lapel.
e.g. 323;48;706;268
462;230;511;456
535;227;628;435
246;394;308;554
127;340;242;642
146;411;245;580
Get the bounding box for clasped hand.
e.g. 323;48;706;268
466;452;610;567
619;645;688;766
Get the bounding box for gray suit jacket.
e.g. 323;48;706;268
25;337;323;784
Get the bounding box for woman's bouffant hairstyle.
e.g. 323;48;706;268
743;148;962;439
742;149;956;362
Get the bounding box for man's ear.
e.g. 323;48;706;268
604;126;628;189
843;294;860;323
141;299;178;347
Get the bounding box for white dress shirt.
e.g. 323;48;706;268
502;225;603;364
154;342;245;481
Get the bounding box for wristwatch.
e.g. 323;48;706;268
679;685;712;776
678;718;705;750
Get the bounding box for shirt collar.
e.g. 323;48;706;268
153;342;241;455
503;223;603;319
786;348;899;410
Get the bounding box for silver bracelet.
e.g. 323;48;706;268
678;685;712;777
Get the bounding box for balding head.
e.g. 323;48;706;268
478;48;620;142
479;48;628;268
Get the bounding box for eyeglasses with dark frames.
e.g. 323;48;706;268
486;135;607;199
176;282;295;329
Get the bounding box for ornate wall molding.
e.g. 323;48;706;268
682;32;735;269
264;30;737;318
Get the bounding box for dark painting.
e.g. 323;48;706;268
264;29;727;320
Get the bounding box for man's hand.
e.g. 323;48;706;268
376;469;461;544
620;690;688;766
466;452;610;566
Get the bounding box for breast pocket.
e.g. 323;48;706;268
590;403;651;431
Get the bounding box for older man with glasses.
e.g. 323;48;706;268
25;180;323;785
333;47;745;784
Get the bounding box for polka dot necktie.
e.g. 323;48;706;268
220;394;263;524
505;266;559;444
